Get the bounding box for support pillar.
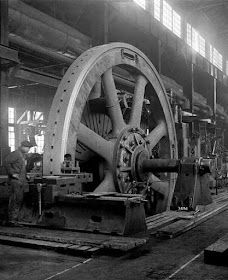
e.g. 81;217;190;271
0;0;10;165
213;78;217;124
183;55;195;157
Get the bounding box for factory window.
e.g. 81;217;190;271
186;25;205;58
172;11;181;37
163;1;172;31
8;107;15;124
215;50;223;71
187;23;192;46
8;107;15;151
199;36;205;57
162;1;181;37
154;0;161;21
209;44;213;63
34;111;43;121
210;46;223;71
133;0;146;9
8;126;15;152
192;28;199;52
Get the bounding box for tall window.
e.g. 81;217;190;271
192;28;200;53
8;107;15;151
8;107;15;124
173;10;181;37
162;1;181;37
187;23;192;46
209;44;213;63
163;1;172;31
186;24;205;58
133;0;146;9
210;46;223;71
154;0;161;21
199;35;206;57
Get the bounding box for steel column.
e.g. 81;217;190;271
213;78;217;124
0;0;10;164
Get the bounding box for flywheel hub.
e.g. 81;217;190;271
113;127;151;193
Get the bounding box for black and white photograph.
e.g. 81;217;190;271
0;0;228;279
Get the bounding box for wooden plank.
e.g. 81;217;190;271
0;225;147;255
204;234;228;265
87;247;100;253
146;211;172;223
147;216;179;231
67;244;99;256
146;210;195;233
0;234;70;250
156;220;190;238
102;238;146;251
156;201;228;238
0;234;101;256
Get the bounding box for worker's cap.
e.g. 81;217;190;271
21;140;33;148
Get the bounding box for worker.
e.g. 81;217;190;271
4;140;33;224
61;153;73;173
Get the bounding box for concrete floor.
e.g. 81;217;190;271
0;210;228;280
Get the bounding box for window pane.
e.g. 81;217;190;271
8;107;15;124
154;0;161;21
187;23;192;46
173;10;181;37
163;1;172;31
133;0;146;9
209;45;213;63
199;36;205;57
34;111;43;121
218;53;223;71
8;126;15;151
212;48;223;71
192;28;199;52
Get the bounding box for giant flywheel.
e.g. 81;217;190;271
43;43;178;213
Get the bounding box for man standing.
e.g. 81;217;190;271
4;140;33;223
61;153;73;173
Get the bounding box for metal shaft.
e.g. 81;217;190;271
142;159;179;173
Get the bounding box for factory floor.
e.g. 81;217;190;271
0;210;228;280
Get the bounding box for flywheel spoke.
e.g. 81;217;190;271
102;68;125;135
148;173;169;196
129;75;148;126
93;171;116;193
78;123;114;164
146;120;167;149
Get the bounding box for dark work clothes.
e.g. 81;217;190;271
4;148;28;221
5;149;27;182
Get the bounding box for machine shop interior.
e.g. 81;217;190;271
0;0;228;279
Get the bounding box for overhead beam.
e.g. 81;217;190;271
10;34;74;65
8;0;91;55
14;67;61;88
